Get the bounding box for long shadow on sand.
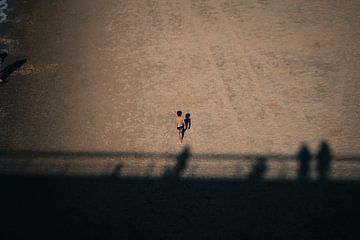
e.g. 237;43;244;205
0;58;26;83
0;146;359;240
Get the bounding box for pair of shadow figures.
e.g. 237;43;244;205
297;141;332;181
227;141;333;181
0;51;27;83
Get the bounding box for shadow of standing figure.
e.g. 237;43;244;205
163;146;191;179
110;164;123;178
247;157;267;181
316;141;332;181
297;144;312;181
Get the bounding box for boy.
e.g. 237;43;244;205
176;111;185;144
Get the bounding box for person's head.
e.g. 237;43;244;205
177;111;182;117
185;113;190;118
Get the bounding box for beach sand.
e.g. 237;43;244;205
0;0;359;178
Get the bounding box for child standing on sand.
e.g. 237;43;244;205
176;111;185;144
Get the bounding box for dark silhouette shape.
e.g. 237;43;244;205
247;157;267;181
163;146;191;179
177;110;182;117
184;113;191;130
316;140;332;180
297;144;312;181
111;164;123;177
0;59;27;83
0;51;7;65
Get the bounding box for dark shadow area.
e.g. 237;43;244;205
316;140;332;181
0;176;358;239
0;145;359;239
110;164;123;177
247;157;267;181
0;58;26;83
0;51;7;65
163;146;190;179
297;144;312;181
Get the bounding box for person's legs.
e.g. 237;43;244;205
177;127;184;144
178;129;182;144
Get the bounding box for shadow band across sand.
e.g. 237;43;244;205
1;143;359;239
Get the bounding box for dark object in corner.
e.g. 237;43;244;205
0;59;27;84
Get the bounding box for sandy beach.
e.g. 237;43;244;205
1;0;359;179
0;1;359;239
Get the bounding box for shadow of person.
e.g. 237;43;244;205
163;146;191;180
0;58;27;83
184;113;191;130
297;143;312;181
316;140;332;181
247;157;267;181
110;164;123;178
